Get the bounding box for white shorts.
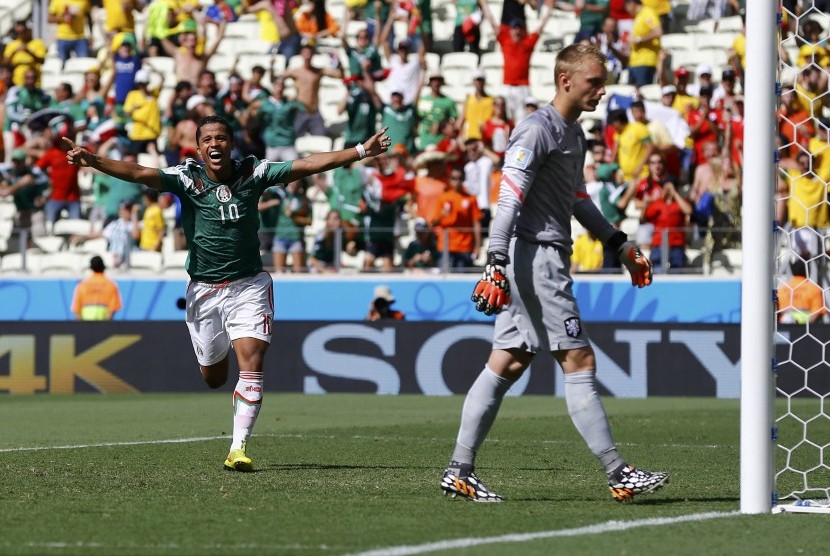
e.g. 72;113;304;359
493;237;590;354
185;271;274;366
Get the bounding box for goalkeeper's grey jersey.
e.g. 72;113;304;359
488;103;588;256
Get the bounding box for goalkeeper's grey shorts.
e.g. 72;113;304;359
492;237;591;354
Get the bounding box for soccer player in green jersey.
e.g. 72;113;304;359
63;115;393;471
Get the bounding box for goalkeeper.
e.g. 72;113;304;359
440;43;669;503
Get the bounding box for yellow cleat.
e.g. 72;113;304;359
224;441;253;472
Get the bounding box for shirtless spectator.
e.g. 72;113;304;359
284;42;343;138
161;20;227;86
171;94;216;162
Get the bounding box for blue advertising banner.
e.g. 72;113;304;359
0;276;741;323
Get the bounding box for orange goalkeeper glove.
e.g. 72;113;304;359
471;252;511;315
618;241;653;288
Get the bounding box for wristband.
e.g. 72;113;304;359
355;143;366;160
486;251;510;267
606;230;628;253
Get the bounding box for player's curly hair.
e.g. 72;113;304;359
196;115;234;144
554;43;608;85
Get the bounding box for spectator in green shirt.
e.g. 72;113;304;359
339;73;382;148
246;78;303;162
417;73;458;151
382;90;418;156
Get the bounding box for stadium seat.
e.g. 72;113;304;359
696;33;737;51
127;250;163;273
639;83;663;102
424;52;441;74
0;202;17;220
162;250;189;273
295;135;333;156
39;252;86;274
480;51;502;71
441;52;480;75
52;219;93;237
63;57;100;74
73;237;108;256
40;57;62;76
718;16;744;33
0;252;41;274
224;19;262;38
530;51;557;71
33;235;66;254
660;33;695;52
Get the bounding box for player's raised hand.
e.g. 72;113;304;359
618;241;653;288
471;252;511;315
363;127;392;158
62;137;91;167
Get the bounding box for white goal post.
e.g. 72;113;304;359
748;0;830;515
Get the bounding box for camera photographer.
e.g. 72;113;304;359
365;285;405;321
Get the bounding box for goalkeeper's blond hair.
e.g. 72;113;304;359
554;43;608;89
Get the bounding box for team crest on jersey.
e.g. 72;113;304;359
215;184;232;203
564;317;581;338
511;147;533;169
193;176;206;194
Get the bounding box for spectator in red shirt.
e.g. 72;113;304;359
435;118;465;172
687;87;722;170
479;0;553;123
641;181;691;270
481;96;513;163
36;137;81;224
609;0;634;40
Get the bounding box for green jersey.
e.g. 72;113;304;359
258;97;302;148
344;88;378;145
381;103;417;155
417;93;457;150
158;156;293;282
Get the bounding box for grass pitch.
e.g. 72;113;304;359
0;394;825;555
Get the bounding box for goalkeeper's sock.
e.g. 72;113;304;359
564;370;626;475
452;366;513;465
230;371;264;451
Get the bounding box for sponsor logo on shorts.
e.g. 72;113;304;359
215;184;232;203
511;146;533;169
564;317;581;338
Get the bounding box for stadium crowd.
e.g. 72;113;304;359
0;0;822;276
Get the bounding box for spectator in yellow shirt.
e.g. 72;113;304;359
609;105;654;184
571;231;605;273
47;0;91;66
1;21;47;87
124;68;164;157
626;0;663;88
136;188;166;252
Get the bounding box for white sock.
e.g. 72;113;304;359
231;371;263;451
451;366;513;465
564;370;625;475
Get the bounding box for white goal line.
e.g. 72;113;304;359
346;511;740;556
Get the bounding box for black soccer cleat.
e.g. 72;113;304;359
440;461;504;503
608;465;669;502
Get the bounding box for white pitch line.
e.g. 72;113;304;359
0;435;228;453
347;511;740;556
0;434;734;453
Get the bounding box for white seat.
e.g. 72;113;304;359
696;33;737;51
319;100;348;127
0;252;41;273
479;51;503;70
39;252;86;274
52;218;93;237
73;237;109;255
0;202;17;220
295;135;333;156
163;249;189;271
440;52;479;73
717;16;744;33
224;19;262;38
639;83;663;102
660;33;695;52
424;52;441;73
33;235;66;254
62;56;101;74
206;54;234;73
530;51;557;70
126;250;163;273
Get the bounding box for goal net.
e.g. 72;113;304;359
773;0;830;514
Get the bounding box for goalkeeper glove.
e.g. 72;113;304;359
618;241;653;288
471;252;511;315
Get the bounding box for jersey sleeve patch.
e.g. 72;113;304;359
510;147;533;170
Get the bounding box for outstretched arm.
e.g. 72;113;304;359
63;138;162;190
286;127;391;182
